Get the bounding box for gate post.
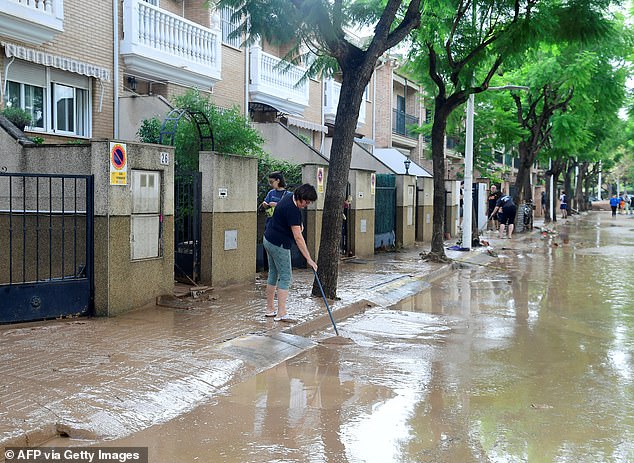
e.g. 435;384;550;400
301;164;328;261
91;141;175;316
347;169;375;257
199;151;257;287
396;174;416;248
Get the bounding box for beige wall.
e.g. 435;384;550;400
416;177;434;242
94;215;174;316
396;175;416;247
347;170;375;257
214;45;247;112
199;151;258;286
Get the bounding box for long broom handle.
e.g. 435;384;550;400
312;269;340;336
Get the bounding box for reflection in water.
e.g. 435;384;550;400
111;216;632;462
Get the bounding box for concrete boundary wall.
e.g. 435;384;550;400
1;136;175;317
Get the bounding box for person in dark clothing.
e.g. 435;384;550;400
487;185;502;231
263;184;318;322
489;194;517;239
541;191;547;217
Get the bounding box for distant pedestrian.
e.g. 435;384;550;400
618;193;625;214
630;195;634;214
623;192;631;215
490;194;517;239
559;191;568;219
263;184;318;322
541;191;547;217
261;172;290;224
609;194;620;217
487;185;502;231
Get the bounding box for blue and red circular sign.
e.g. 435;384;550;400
111;144;126;170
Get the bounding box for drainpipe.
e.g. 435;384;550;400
320;76;325;154
244;41;249;117
113;0;120;139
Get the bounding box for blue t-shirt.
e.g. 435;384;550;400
610;196;620;207
264;188;289;205
264;193;302;249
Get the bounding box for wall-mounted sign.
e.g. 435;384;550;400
317;167;324;193
110;142;127;185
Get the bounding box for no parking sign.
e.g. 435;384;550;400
110;142;127;185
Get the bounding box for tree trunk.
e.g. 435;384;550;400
564;160;574;212
429;104;450;259
576;162;588;211
514;141;535;204
312;69;372;299
544;173;553;222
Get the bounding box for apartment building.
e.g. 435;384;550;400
0;0;114;141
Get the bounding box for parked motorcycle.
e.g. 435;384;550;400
522;199;534;230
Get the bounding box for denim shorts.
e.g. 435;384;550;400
263;237;293;290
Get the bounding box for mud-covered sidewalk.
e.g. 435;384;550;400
1;218;566;450
0;244;448;448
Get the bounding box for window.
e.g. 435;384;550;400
221;6;241;48
5;60;91;137
6;81;45;129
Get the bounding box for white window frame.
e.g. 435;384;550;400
221;6;242;48
6;62;92;138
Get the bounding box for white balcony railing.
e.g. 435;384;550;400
0;0;64;45
120;0;222;88
323;78;365;127
249;45;309;115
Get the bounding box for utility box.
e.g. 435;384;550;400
131;170;161;259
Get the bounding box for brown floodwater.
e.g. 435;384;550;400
67;215;634;462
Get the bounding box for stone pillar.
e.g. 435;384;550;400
396;174;416;247
416;177;434;242
199;151;257;287
92;140;175;316
347;169;375;258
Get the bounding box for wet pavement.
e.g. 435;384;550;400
3;212;633;462
0;241;454;449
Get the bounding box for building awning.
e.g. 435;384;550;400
2;42;111;81
287;116;328;133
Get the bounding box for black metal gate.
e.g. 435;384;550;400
174;171;202;283
0;173;94;324
374;174;397;248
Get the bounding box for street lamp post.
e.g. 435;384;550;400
404;158;411;175
462;85;529;250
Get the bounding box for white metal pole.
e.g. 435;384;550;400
462;94;475;249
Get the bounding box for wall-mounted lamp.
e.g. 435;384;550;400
404;158;411;175
127;76;137;92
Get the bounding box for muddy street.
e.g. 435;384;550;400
54;214;633;462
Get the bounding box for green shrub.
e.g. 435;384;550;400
2;107;32;131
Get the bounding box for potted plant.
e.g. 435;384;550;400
1;107;32;131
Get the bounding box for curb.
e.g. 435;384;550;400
286;262;455;338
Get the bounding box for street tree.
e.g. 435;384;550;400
407;0;613;260
215;0;422;298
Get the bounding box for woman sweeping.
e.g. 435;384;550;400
263;184;318;321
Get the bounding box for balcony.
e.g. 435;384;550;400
392;108;419;139
323;78;365;127
120;0;222;88
249;45;309;115
0;0;64;45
